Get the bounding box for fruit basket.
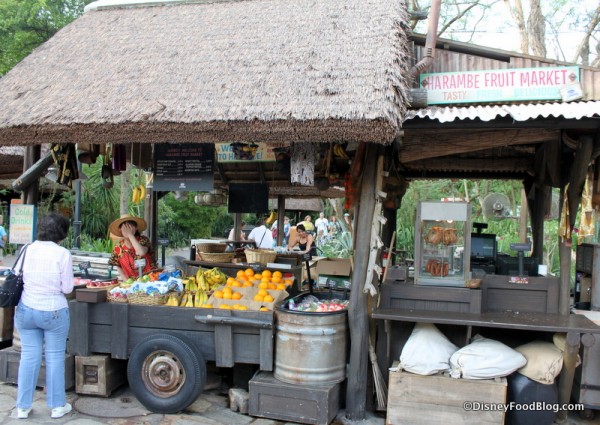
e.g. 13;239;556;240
244;249;277;265
198;252;235;263
196;243;227;253
107;293;128;303
127;292;168;305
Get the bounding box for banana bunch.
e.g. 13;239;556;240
184;293;194;307
166;293;179;306
196;268;208;291
131;184;147;205
333;144;349;159
266;210;277;226
203;268;227;290
194;290;208;307
186;276;198;292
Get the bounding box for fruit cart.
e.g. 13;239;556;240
68;299;274;414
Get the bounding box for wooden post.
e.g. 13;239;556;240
345;144;380;420
555;332;580;422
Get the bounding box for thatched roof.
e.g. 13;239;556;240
0;0;410;147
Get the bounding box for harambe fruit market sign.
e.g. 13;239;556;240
420;66;580;105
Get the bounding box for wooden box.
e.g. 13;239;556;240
380;283;481;313
249;372;340;425
387;366;507;425
76;287;108;303
75;354;127;397
481;275;559;313
0;347;74;389
0;307;14;341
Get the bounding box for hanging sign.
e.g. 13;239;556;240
215;143;287;162
153;144;214;192
9;202;37;245
421;66;580;105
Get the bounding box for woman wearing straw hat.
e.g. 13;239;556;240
108;214;156;281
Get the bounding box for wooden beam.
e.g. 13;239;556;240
404;157;534;174
346;144;380;420
401;129;559;162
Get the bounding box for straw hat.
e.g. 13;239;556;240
109;214;147;237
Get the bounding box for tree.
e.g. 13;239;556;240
0;0;91;75
412;0;599;65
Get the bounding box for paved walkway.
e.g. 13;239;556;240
0;378;384;425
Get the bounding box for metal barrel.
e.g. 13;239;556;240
274;306;347;385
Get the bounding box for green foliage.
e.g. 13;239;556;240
320;231;353;259
0;0;92;75
80;161;120;238
159;193;220;241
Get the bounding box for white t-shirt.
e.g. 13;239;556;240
315;218;329;235
248;225;274;249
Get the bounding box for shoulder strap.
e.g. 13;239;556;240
12;244;29;274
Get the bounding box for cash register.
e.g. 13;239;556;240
470;223;497;275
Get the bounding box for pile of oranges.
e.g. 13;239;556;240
212;285;243;300
233;268;293;290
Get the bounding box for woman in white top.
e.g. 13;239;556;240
15;213;74;419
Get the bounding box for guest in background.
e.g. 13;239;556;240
288;223;317;256
299;215;315;234
15;212;74;419
315;212;329;238
228;221;246;241
0;215;7;265
248;216;274;249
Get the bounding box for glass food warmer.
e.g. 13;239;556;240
414;201;472;287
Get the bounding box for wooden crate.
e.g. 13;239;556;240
75;354;127;397
76;287;109;303
387;365;507;425
0;347;75;389
249;372;340;425
0;307;14;341
481;275;559;313
380;283;482;313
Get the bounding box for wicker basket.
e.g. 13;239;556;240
196;243;228;253
127;292;167;305
244;249;277;265
198;252;235;263
107;293;128;303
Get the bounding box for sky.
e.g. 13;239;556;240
418;0;599;65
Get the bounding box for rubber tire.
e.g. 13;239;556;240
127;333;206;414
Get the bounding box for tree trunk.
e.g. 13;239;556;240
527;0;546;57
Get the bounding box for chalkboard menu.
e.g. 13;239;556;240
153;144;215;191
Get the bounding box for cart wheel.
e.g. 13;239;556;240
579;408;594;420
127;333;206;414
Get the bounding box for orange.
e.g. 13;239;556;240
200;303;213;308
258;282;269;289
259;307;270;312
222;286;233;294
272;271;282;279
227;277;236;285
271;275;281;284
232;292;242;300
268;283;277;290
231;281;242;287
237;275;248;282
232;304;242;309
253;294;265;302
237;305;249;311
276;283;287;290
257;288;269;296
213;290;224;299
244;268;254;278
219;304;232;310
253;273;262;280
236;270;246;279
283;279;293;286
222;292;232;299
263;295;274;303
260;276;270;283
243;281;254;287
262;270;272;278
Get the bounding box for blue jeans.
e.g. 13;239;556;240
15;302;70;409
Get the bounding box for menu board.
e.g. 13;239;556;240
153;144;215;192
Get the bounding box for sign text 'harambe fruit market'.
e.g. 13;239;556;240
421;66;580;105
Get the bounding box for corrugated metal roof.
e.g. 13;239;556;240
404;100;600;123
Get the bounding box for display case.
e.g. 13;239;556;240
414;202;471;287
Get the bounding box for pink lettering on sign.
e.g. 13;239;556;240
424;73;481;90
520;69;569;86
484;71;516;87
